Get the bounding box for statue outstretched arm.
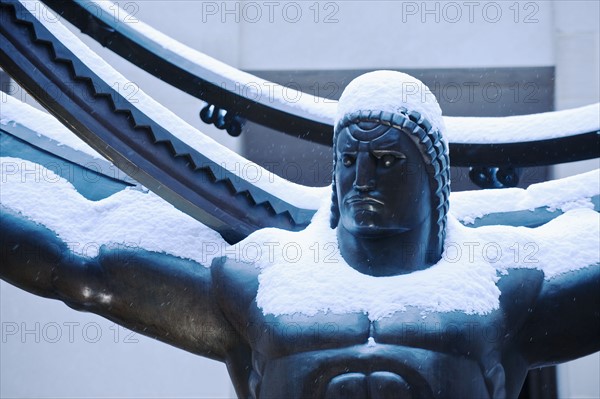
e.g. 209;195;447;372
519;264;600;367
0;207;238;361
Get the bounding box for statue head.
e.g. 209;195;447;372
330;71;450;264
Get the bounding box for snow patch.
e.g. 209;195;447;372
6;1;600;322
450;169;599;223
0;157;226;266
82;2;600;144
19;0;327;210
1;95;102;159
445;103;600;144
240;187;599;320
336;70;446;136
1;157;598;320
80;0;336;123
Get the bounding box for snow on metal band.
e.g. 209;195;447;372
76;1;598;144
19;0;327;210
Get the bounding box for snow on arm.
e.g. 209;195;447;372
1;95;103;159
450;169;599;224
0;157;226;266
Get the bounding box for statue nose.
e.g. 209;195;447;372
353;152;376;192
353;181;375;192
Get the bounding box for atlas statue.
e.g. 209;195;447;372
2;70;599;399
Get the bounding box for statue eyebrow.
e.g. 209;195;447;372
371;149;407;159
339;151;357;164
339;137;358;151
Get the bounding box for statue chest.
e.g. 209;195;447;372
213;259;523;358
244;305;507;360
213;259;542;398
241;310;511;399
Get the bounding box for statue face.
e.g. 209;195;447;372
335;125;432;237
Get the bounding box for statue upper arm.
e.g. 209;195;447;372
0;207;239;361
519;264;600;367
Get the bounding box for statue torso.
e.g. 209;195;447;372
213;259;544;399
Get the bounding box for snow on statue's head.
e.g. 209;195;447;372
331;71;451;262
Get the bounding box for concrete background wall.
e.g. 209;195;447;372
1;1;598;398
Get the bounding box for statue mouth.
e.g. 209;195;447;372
345;196;385;207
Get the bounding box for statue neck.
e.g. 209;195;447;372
336;220;436;277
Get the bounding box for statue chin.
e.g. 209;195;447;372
341;216;409;238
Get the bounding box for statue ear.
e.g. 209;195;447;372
330;174;340;229
330;128;341;229
330;135;340;229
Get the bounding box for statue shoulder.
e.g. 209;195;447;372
211;256;261;282
210;256;261;313
497;268;545;298
496;268;545;323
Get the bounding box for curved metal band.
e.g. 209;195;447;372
42;0;332;142
0;0;314;243
41;1;599;167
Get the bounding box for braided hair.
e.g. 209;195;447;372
330;109;451;264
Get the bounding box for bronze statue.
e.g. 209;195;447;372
1;72;598;399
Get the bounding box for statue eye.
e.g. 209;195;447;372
373;151;406;168
342;154;355;167
381;154;397;168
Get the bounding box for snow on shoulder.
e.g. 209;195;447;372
246;175;599;321
336;70;446;135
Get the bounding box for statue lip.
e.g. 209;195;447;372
345;196;385;206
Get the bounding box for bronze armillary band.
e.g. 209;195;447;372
41;0;600;168
0;0;314;243
1;0;597;243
